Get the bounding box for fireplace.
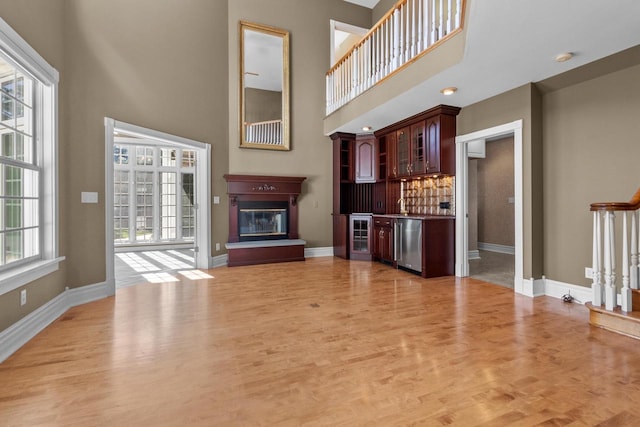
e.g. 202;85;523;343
224;174;306;266
238;201;288;241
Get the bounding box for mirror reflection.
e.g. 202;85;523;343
240;21;290;150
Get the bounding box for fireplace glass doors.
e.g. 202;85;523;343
238;202;288;241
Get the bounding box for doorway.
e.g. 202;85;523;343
455;120;524;292
468;136;515;288
104;119;211;295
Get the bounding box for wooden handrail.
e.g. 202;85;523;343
590;187;640;211
327;0;406;75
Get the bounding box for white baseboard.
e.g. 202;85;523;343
468;250;481;260
210;254;228;268
305;246;333;258
0;281;110;364
478;242;515;255
543;278;591;304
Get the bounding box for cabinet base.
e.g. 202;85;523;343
226;240;305;267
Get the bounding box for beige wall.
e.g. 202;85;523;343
372;0;396;24
476;136;515;247
542;62;640;286
458;84;543;279
228;0;370;247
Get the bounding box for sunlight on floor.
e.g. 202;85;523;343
115;249;204;288
179;270;214;280
116;252;161;272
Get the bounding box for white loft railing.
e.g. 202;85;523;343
245;119;283;146
326;0;464;115
590;189;640;312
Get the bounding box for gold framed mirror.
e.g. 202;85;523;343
239;21;290;150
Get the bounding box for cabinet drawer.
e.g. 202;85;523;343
373;217;393;227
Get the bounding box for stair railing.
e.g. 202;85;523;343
326;0;465;115
590;188;640;312
244;119;283;146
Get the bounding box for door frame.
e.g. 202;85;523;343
104;118;211;296
455;120;523;292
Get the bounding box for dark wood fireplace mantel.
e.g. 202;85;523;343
223;174;306;266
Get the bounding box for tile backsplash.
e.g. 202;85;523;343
401;176;455;216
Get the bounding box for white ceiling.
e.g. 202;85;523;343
343;0;381;9
331;0;640;134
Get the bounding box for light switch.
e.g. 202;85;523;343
508;197;515;204
81;192;98;204
213;196;220;204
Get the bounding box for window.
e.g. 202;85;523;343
114;143;195;245
0;18;61;296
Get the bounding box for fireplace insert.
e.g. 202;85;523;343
238;201;289;241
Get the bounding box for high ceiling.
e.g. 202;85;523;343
330;0;640;134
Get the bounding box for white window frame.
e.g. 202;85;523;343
113;141;196;246
0;18;63;296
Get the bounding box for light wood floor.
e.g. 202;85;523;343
1;257;639;426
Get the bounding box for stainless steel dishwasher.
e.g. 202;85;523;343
394;218;422;273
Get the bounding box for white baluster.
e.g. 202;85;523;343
447;0;453;35
422;0;429;50
592;211;602;306
416;0;423;53
439;0;444;40
632;210;639;290
621;211;632;312
430;0;437;44
455;0;461;28
392;9;400;69
604;211;617;311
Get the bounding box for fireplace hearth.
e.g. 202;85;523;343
223;174;306;266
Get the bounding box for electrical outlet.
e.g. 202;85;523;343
585;267;593;279
215;243;221;251
20;289;26;306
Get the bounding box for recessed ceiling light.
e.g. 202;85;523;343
440;87;457;96
362;126;372;132
555;52;573;62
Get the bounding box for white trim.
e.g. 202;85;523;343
478;242;515;255
0;257;64;295
210;254;228;268
105;118;212;294
468;250;480;260
518;276;545;297
543;278;591;304
305;246;334;258
455;120;524;295
0;281;109;364
0;18;58;84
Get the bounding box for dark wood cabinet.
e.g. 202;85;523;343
425;116;441;174
396;127;411;177
354;135;377;183
376;105;460;179
422;218;455;277
373;216;394;263
332;214;349;259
